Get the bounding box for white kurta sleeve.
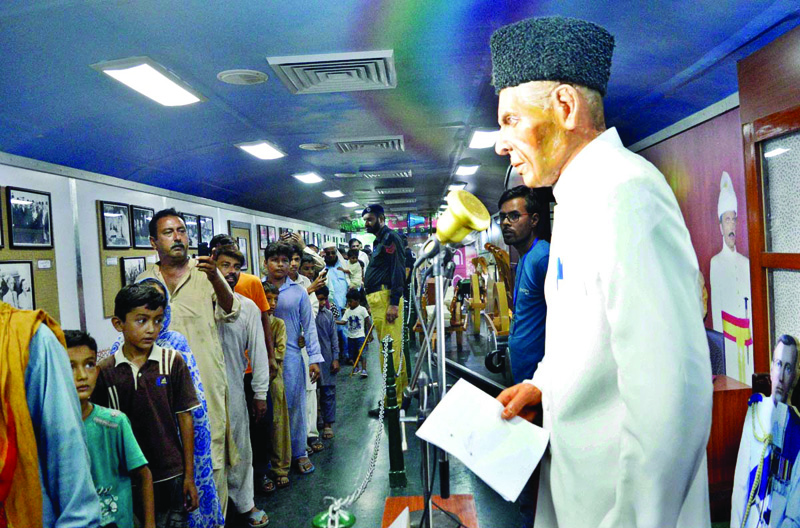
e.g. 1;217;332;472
598;178;713;528
245;304;270;398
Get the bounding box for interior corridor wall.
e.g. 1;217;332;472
0;161;340;351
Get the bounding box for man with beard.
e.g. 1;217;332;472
137;208;240;514
491;17;711;527
215;245;270;528
362;204;407;413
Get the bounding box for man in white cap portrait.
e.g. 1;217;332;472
710;171;753;383
490;16;712;528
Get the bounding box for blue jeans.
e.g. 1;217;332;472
348;337;365;363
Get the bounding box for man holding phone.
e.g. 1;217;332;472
137;208;240;516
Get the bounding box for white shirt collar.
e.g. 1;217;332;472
114;342;164;368
553;127;623;204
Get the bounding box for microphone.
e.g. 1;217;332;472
415;190;490;266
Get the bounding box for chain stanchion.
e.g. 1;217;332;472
385;336;408;488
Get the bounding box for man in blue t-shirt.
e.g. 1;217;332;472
499;185;551;384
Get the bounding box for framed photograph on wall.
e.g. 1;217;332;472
236;237;249;270
0;261;34;309
120;256;146;286
181;213;199;249
100;201;131;249
268;226;277;245
6;187;53;249
258;225;269;249
199;216;214;245
130;205;154;249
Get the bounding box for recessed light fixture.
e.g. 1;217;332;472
764;147;790;158
324;190;345;198
455;158;481;177
217;69;268;85
469;129;500;149
342;201;360;207
294;172;324;184
236;140;285;160
448;182;467;191
91;56;206;107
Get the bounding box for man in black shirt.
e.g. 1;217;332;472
362;205;408;414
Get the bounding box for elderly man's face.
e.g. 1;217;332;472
495;83;568;188
771;341;797;404
720;211;736;250
323;248;338;266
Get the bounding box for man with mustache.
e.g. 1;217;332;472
137;208;240;516
710;171;753;383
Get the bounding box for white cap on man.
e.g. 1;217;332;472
718;171;737;218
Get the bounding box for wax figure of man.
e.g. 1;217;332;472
499;185;550;384
215;246;270;527
0;302;101;528
137;208;240;514
710;171;753;384
362;204;408;414
492;17;712;528
731;335;800;528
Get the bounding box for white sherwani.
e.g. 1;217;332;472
710;243;753;384
528;128;713;528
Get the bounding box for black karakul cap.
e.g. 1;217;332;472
490;16;615;96
362;204;384;216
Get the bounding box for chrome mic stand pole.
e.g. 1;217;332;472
431;247;451;500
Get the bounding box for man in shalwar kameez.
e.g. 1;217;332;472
492;17;713;528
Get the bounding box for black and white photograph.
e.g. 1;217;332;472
237;236;249;270
120;256;146;286
0;261;35;310
199;216;214;245
258;225;269;249
130;205;154;249
6;187;53;249
181;213;199;249
100;201;131;249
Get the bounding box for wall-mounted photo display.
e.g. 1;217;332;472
180;213;199;249
0;260;34;310
100;201;131;249
130;205;154;249
268;226;277;245
199;216;214;245
120;256;146;286
0;200;4;248
7;187;53;249
258;225;269;250
237;237;249;270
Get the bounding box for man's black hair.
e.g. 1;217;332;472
779;335;798;348
64;330;98;355
216;244;245;265
288;245;302;259
349;238;360;247
210;234;236;250
346;289;361;302
347;248;359;259
316;286;330;298
148;208;184;239
300;255;316;267
114;283;167;321
264;242;294;261
497;185;552;242
264;282;279;295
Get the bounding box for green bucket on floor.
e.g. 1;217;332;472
311;508;356;527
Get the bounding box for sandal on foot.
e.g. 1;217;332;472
274;475;290;489
309;437;324;453
245;508;269;527
322;427;334;439
294;457;315;474
260;475;275;494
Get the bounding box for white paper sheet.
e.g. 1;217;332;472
415;378;549;502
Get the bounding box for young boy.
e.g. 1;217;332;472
345;248;363;292
264;282;292;489
314;287;341;439
337;289;371;377
64;329;156;528
93;284;200;527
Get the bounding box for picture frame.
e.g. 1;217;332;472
0;200;4;248
0;261;35;309
199;216;214;245
181;213;199;249
120;256;146;286
258;224;269;250
100;201;131;249
6;187;53;249
268;226;277;244
237;237;249;270
130;205;154;249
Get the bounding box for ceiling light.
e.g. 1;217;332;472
448;182;467;191
342;202;360;207
324;190;345;198
294;172;324;184
455;158;481;176
469;129;500;149
764;147;790;158
91;57;205;107
236;140;285;160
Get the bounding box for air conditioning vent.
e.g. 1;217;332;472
334;169;411;179
333;136;404;154
383;198;417;205
266;50;396;95
376;187;415;195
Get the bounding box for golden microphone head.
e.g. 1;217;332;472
436;190;490;244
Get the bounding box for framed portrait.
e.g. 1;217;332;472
6;187;53;249
0;261;35;310
237;237;249;270
268;226;277;244
181;213;199;249
120;256;146;286
100;201;131;249
199;216;214;245
258;225;269;250
130;205;154;249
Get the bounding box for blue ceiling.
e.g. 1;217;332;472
1;1;798;227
